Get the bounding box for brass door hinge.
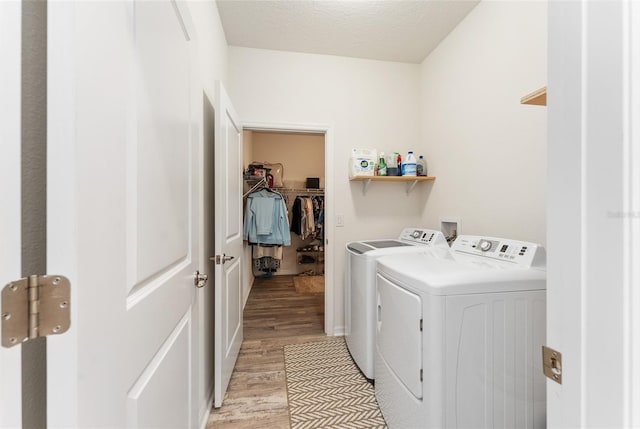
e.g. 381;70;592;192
2;275;70;348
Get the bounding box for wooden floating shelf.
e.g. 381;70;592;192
520;86;547;106
350;176;436;183
350;175;436;195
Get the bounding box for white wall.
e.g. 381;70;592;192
190;1;228;426
418;1;547;245
228;48;423;333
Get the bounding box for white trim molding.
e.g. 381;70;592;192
624;0;640;426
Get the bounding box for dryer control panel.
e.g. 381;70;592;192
398;228;448;247
452;235;546;268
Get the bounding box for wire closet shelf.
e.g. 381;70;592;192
277;188;324;195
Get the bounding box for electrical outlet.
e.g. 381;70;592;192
336;214;345;227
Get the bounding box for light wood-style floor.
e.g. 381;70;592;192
207;274;327;428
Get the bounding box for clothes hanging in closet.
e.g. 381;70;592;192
312;196;324;242
290;196;324;241
243;188;291;246
243;188;291;274
252;244;283;273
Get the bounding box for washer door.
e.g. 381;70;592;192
376;273;423;399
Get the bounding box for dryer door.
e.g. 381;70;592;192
376;273;423;399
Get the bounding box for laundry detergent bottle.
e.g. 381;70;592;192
417;155;427;176
403;151;417;176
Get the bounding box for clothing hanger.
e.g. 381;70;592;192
253;183;283;198
243;177;267;198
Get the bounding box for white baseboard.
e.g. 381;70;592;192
331;326;346;336
198;384;215;429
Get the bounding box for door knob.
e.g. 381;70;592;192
194;271;208;288
210;254;235;264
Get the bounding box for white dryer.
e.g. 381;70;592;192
345;228;449;380
375;235;546;429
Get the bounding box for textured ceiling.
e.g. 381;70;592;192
216;1;480;64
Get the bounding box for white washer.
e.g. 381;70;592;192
345;228;449;380
375;235;546;429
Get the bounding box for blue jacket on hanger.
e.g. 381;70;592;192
243;189;291;246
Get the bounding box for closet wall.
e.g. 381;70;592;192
244;130;325;276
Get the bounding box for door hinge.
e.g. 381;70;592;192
420;369;423;382
420;318;423;331
1;275;71;348
542;345;562;384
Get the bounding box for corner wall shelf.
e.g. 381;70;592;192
350;175;436;195
520;86;547;106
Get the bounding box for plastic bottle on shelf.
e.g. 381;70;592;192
396;152;402;176
403;151;417;176
378;152;387;176
387;154;398;176
417;155;427;176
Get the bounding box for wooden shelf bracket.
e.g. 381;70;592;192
520;86;547;106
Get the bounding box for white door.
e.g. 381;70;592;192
213;81;244;407
46;2;201;427
0;1;22;427
547;1;640;426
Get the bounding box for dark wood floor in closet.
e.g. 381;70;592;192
207;274;326;428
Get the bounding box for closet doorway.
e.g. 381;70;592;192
242;127;329;331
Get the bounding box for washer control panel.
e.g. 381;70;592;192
398;228;448;247
452;235;545;268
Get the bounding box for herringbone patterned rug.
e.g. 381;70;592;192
283;338;387;429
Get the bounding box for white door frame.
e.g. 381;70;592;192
630;4;640;424
242;120;336;335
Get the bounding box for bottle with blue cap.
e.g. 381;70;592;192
403;151;417;176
